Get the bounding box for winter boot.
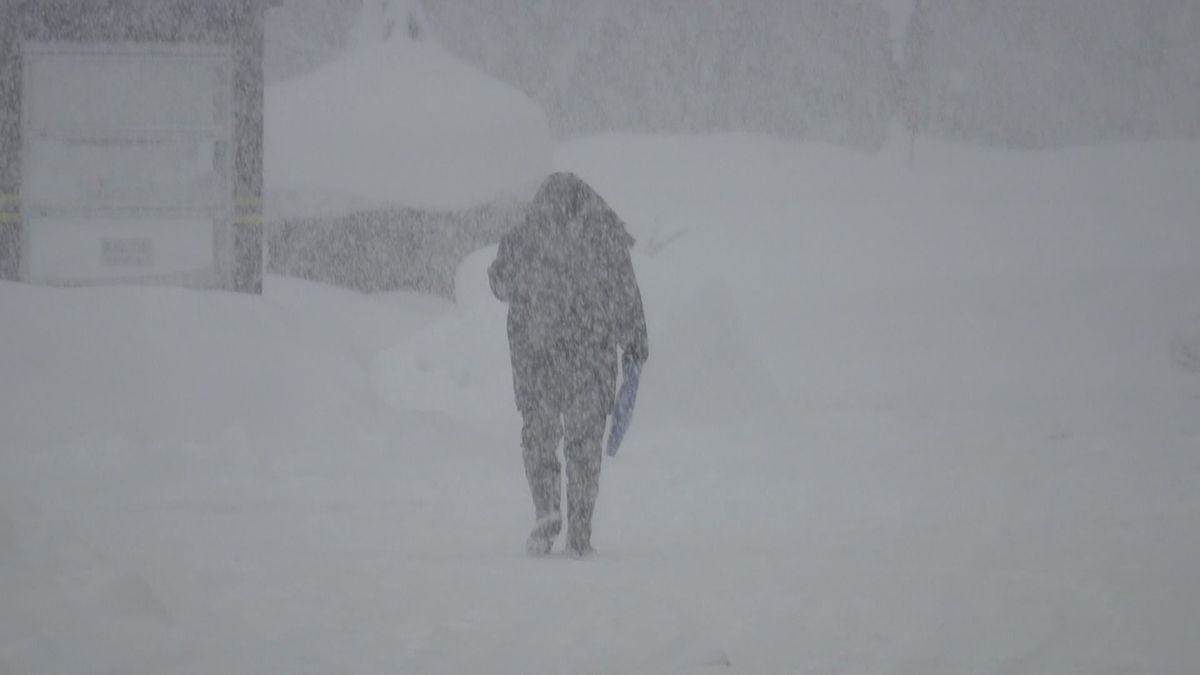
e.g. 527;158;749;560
526;512;561;557
566;537;594;559
522;409;563;556
565;476;598;558
563;407;604;560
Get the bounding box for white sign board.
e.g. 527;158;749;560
21;42;233;285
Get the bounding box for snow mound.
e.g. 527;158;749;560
0;281;377;451
370;247;515;426
559;134;1200;420
265;9;551;217
452;244;507;314
632;270;782;426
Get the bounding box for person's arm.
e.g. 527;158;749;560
617;247;648;364
489;230;519;303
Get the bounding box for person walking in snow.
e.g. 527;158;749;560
489;172;649;558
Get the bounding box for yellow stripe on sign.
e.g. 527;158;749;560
237;195;262;208
0;213;20;223
0;194;18;207
234;214;263;226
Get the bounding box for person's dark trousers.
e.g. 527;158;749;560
522;402;563;549
521;391;607;555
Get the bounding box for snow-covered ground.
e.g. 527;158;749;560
2;132;1199;674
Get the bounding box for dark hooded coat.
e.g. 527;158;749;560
489;173;648;415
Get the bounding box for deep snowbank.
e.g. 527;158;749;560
558;133;1200;423
0;279;451;451
0;278;458;675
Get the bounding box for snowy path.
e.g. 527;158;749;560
4;405;1197;674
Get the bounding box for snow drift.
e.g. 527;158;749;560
264;2;551;218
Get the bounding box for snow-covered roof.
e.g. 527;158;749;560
264;1;551;218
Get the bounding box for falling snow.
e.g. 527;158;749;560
2;1;1199;674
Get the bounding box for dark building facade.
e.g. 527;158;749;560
0;0;278;292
